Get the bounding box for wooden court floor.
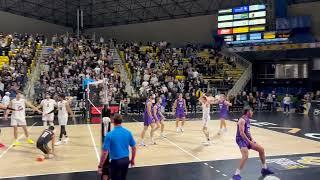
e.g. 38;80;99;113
0;120;320;179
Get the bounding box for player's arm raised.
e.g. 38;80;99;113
238;118;253;144
26;101;42;114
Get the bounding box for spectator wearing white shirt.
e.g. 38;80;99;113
283;94;291;114
0;80;4;96
2;92;11;107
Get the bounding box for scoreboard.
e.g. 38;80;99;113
217;4;289;44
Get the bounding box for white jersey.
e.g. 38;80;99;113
41;99;56;114
11;98;26;121
202;103;210;120
202;103;210;128
41;99;56;121
58;100;68;125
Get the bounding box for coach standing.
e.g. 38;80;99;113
98;114;136;180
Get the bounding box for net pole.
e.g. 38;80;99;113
100;78;111;180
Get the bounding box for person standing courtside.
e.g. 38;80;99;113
98;114;136;180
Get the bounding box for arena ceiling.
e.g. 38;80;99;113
0;0;319;29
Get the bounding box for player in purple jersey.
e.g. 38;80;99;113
232;108;274;180
152;97;166;139
217;94;232;135
140;94;156;146
173;93;187;132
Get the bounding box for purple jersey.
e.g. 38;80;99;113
236;115;253;149
236;115;251;140
218;100;228;118
176;99;185;112
175;98;186;118
144;99;153;126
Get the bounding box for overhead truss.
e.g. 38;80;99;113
0;0;318;29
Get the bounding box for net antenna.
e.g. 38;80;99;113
87;78;109;114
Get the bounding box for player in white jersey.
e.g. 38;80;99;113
54;94;75;145
38;94;57;127
7;92;42;146
199;95;217;145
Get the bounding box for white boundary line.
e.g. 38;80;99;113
130;119;231;177
87;123;100;162
0;122;37;159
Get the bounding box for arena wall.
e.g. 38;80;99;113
86;14;216;46
87;1;320;45
0;11;72;36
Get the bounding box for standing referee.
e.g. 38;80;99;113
98;114;136;180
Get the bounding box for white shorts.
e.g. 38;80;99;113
42;114;54;122
202;114;210;128
11;118;27;126
58;117;68;126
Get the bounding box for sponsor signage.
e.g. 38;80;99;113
218;14;233;21
249;18;266;25
218;28;233;35
233;6;249;13
233;20;249;27
233;27;249;34
236;34;248;41
264;32;276;39
233;13;249;20
249;4;266;11
249;26;265;32
249;11;266;18
218;9;232;14
218;21;233;28
250;33;262;40
224;35;234;42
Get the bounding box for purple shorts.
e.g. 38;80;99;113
219;113;228;119
176;111;186;119
144;115;153;126
236;137;253;149
154;115;163;122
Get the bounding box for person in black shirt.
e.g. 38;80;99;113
36;126;55;159
190;92;197;114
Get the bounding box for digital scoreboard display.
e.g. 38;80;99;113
218;4;266;32
216;4;287;45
